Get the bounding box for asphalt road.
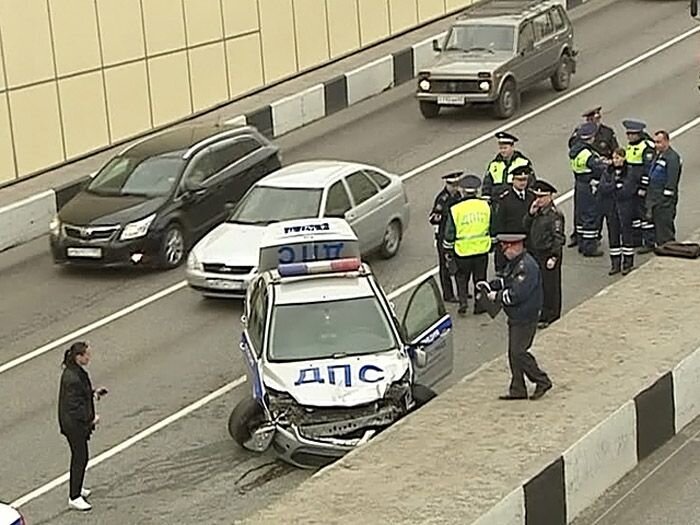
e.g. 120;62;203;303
2;1;700;522
573;415;700;525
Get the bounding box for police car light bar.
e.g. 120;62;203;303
277;257;362;277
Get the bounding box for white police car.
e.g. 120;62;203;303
227;218;454;468
0;502;25;525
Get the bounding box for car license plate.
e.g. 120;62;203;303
207;279;244;290
66;247;102;258
437;95;466;105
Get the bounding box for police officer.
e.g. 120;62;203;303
567;107;618;247
569;121;608;257
482;131;535;202
492;165;536;275
429;172;464;302
622;119;655;252
478;233;552;400
523;180;565;328
598;147;638;275
647;130;682;246
442;174;491;316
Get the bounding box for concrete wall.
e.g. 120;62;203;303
0;0;476;186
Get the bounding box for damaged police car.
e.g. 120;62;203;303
228;218;454;468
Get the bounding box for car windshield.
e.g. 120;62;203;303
268;297;398;362
444;24;515;52
228;186;322;226
87;155;185;197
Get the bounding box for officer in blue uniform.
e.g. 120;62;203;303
429;172;464;302
597;147;638;275
478;233;552;400
569;121;608;257
621;119;655;252
647;130;682;246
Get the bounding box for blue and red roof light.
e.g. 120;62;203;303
277;257;362;277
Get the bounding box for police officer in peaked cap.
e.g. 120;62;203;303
442;174;492;315
622;119;656;252
429;171;465;303
482;131;535;202
524;180;565;328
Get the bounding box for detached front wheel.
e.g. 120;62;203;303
228;397;273;452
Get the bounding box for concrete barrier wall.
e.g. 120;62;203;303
241;231;700;525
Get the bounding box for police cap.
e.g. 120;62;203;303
495;131;518;144
531;179;557;195
460;174;482;192
622;119;646;134
496;233;527;243
510;164;532;178
582;106;602;118
578;122;597;139
441;171;463;184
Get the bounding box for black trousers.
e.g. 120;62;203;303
651;198;677;246
532;252;562;324
436;239;456;300
605;201;635;270
454;253;488;310
65;433;89;499
507;320;551;397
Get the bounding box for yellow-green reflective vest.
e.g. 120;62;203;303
570;148;593;174
488;156;530;184
625;140;653;165
451;199;491;256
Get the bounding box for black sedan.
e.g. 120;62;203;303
50;124;281;270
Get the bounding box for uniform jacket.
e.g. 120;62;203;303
625;138;655;190
523;203;566;259
482;150;535;199
569;140;607;182
493;187;535;236
598;162;638;213
488;251;543;323
647;146;682;204
58;363;96;439
429;188;461;239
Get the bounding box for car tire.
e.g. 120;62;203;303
419;101;440;119
493;79;518;119
228;397;267;451
379;220;402;259
550;55;571;91
159;223;186;270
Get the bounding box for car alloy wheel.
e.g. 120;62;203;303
380;220;402;259
163;226;184;268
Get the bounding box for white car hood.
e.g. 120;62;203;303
193;222;266;266
262;351;409;407
0;503;20;523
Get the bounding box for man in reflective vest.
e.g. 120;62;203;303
482;131;535;202
442;174;492;316
622;119;656;252
569;122;608;257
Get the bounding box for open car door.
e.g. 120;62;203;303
395;276;454;388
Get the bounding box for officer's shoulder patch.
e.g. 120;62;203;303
499;189;510;199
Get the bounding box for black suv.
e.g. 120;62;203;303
50;124;281;269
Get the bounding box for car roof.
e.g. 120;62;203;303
455;0;560;23
119;123;264;161
272;274;378;306
255;160;372;189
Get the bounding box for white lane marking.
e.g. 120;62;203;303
0;281;187;374
11;115;700;509
2;25;699;376
400;24;700;182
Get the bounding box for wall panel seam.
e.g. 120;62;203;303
181;0;195;114
218;0;232;100
138;0;155;128
291;0;301;74
45;0;67;161
256;0;267;84
0;19;18;180
93;0;112;145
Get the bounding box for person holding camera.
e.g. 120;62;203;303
58;341;108;511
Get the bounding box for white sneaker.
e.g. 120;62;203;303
81;487;91;498
68;496;92;511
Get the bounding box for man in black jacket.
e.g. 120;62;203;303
478;233;553;401
523;180;566;329
58;341;106;512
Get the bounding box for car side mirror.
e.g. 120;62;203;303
432;38;441;52
414;347;428;368
692;0;698;17
225;202;236;212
